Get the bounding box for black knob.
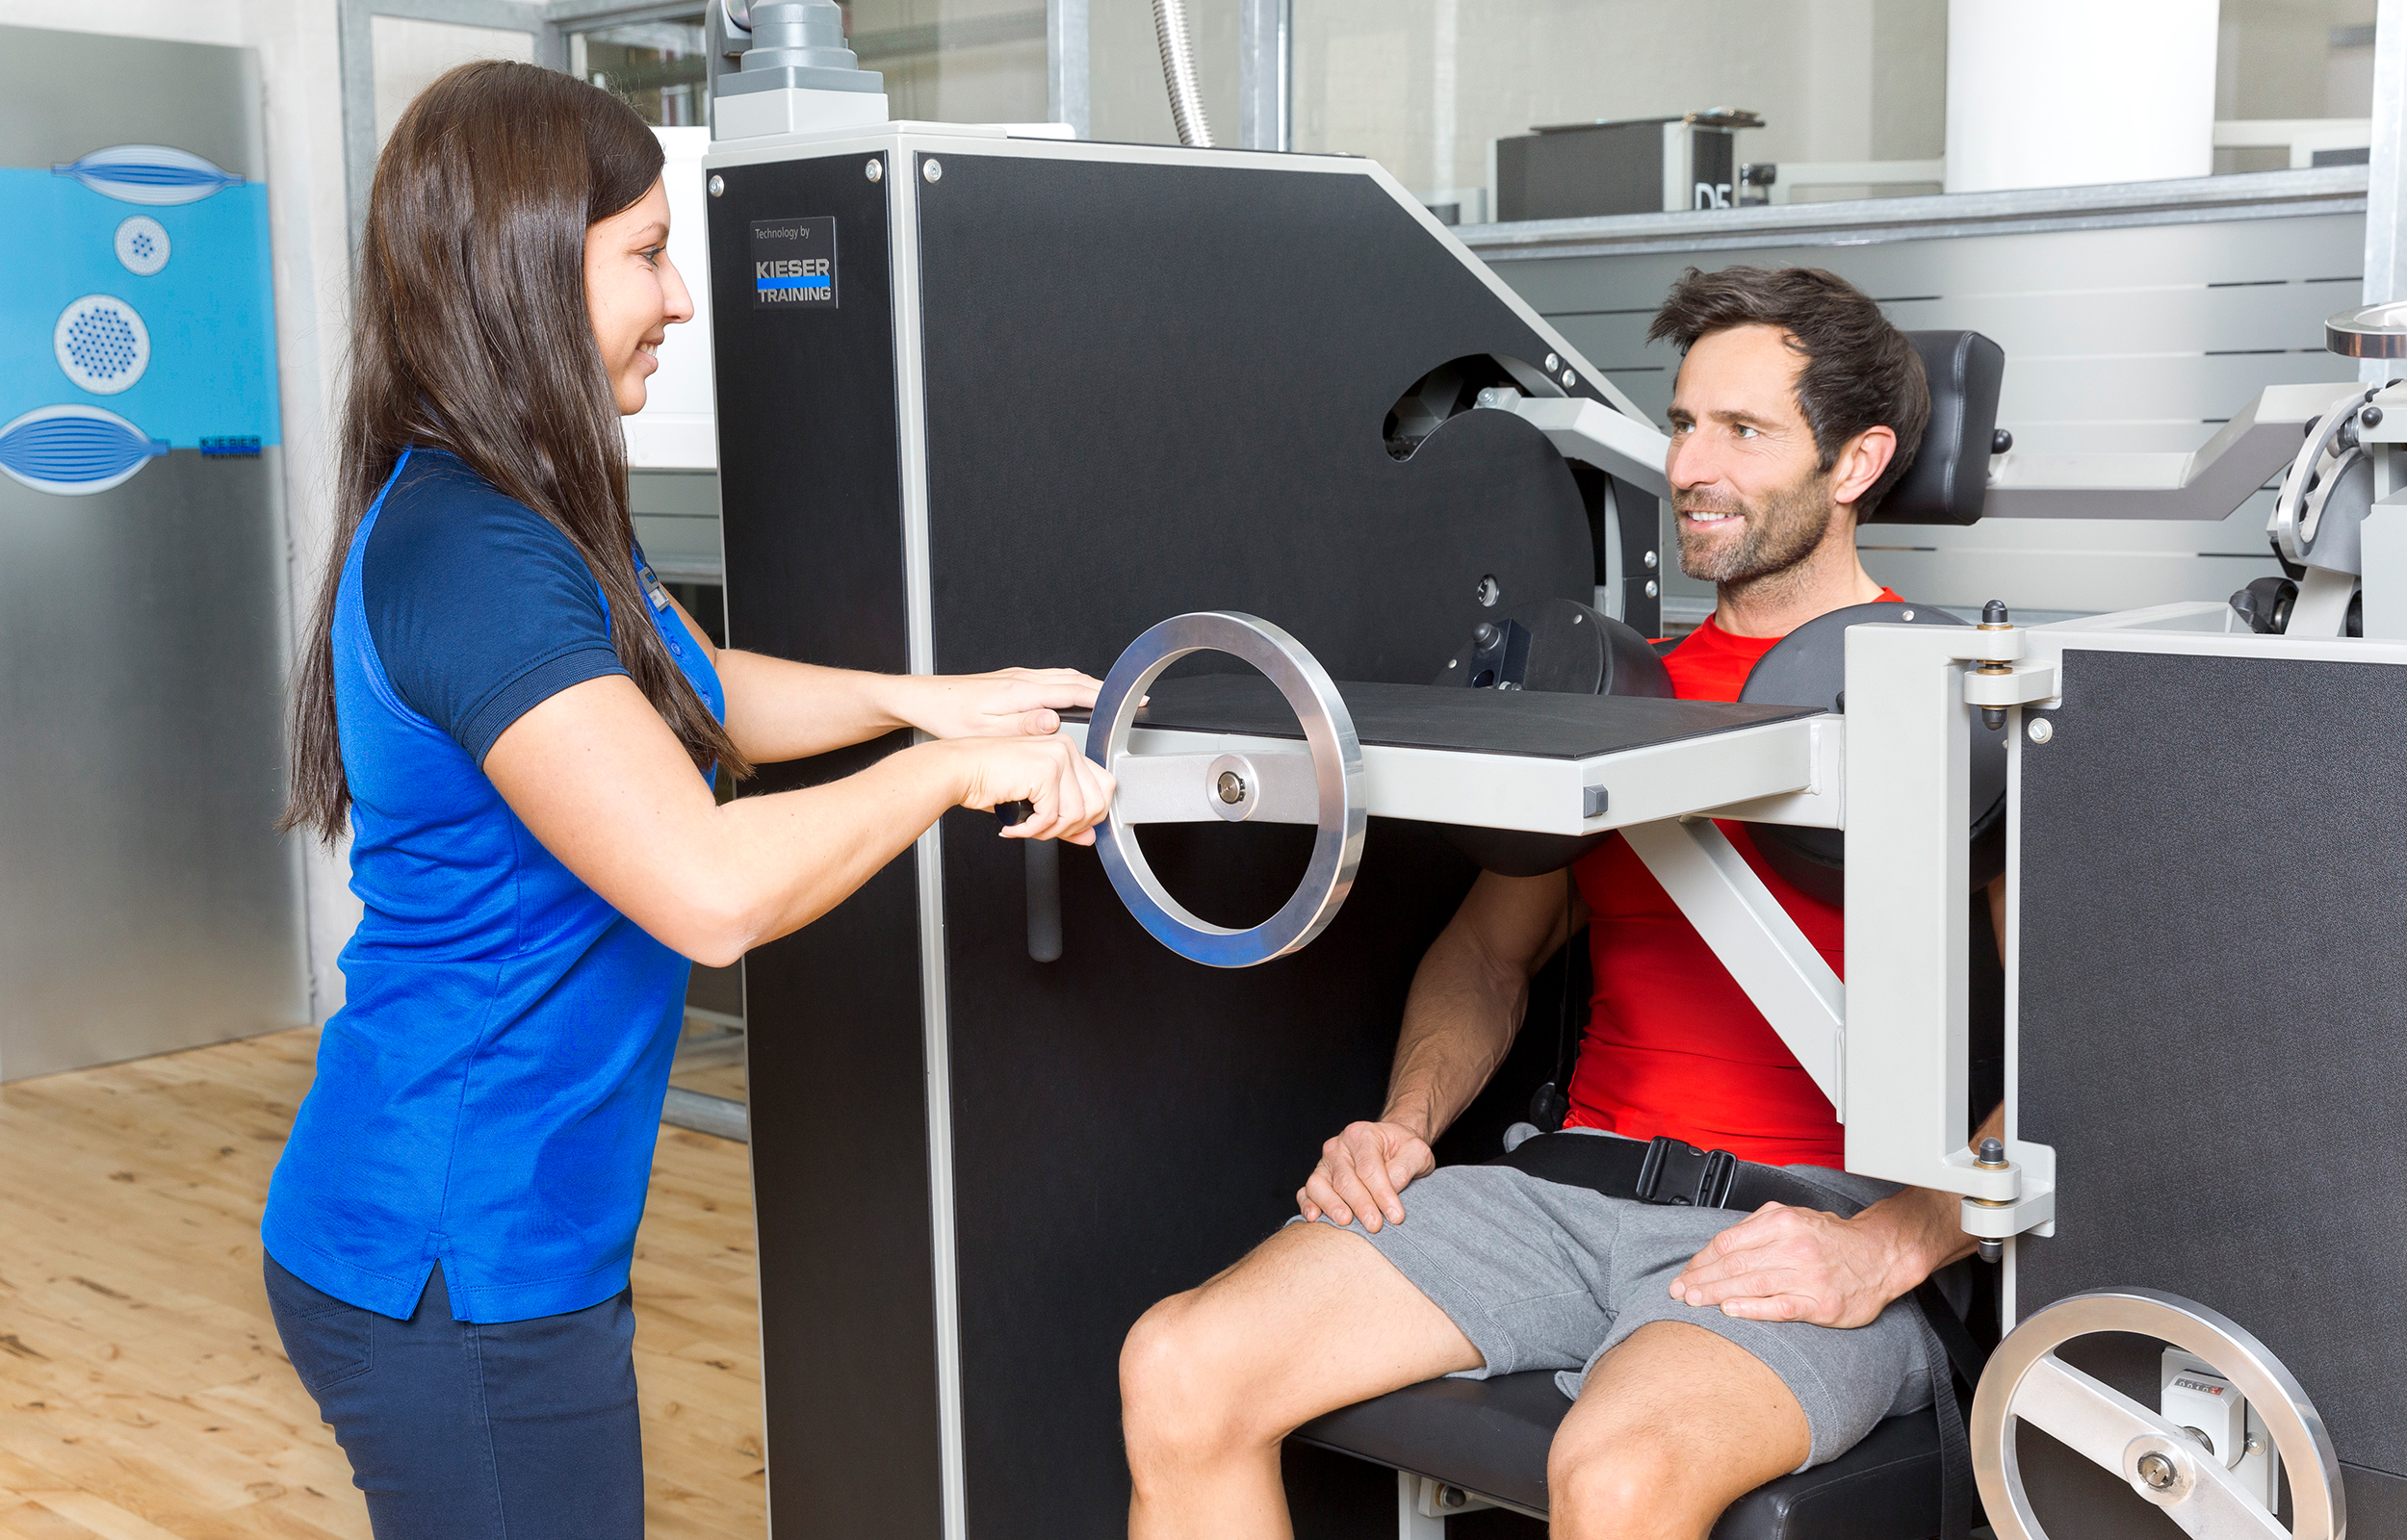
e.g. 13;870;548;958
1990;428;2013;454
1472;622;1500;650
2366;405;2386;429
1981;599;2008;626
1978;1136;2006;1166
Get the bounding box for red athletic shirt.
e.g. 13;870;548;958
1562;593;1897;1168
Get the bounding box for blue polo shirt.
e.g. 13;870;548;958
264;447;723;1323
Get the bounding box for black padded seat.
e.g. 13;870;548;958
1294;1372;1943;1539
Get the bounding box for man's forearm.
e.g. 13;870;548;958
1382;929;1529;1144
1850;1100;2007;1298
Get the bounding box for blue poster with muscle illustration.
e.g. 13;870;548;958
0;143;278;495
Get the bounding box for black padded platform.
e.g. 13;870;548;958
1295;1374;1943;1539
1130;674;1822;758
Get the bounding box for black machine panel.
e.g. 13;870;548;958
708;149;947;1534
911;151;1601;685
2017;648;2407;1515
910;152;1605;1535
1129;675;1816;758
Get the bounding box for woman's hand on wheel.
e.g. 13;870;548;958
945;734;1116;845
899;668;1101;740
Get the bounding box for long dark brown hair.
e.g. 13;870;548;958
284;59;747;841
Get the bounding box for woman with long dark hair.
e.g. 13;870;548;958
263;61;1110;1535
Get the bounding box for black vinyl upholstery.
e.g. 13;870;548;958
1864;330;2005;527
1294;1372;1943;1538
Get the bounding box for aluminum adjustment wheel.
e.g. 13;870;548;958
2271;389;2376;571
1973;1288;2345;1540
1086;612;1365;967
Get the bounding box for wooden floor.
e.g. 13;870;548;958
0;1028;765;1539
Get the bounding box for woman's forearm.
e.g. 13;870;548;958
485;676;1111;968
663;737;968;964
713;650;915;762
713;653;1101;765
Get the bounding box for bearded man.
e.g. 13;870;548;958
1118;265;2006;1540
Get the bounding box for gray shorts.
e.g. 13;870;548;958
1307;1144;1938;1470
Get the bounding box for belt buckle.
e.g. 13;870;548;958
1634;1135;1740;1208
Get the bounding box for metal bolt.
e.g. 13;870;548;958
1473;622;1500;649
1644;579;1659;598
1561;368;1577;387
1977;1237;2003;1264
2028;716;2054;744
1643;549;1658;569
1439;1486;1471;1510
2137;1451;2179;1491
2367;404;2386;428
708;174;725;197
1900;608;1916;620
1216;771;1246;805
866;158;883;182
1977;1136;2008;1168
2183;1426;2217;1457
923;158;943;183
1475;575;1500;607
1544;352;1560;372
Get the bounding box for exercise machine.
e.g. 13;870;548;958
701;12;2404;1533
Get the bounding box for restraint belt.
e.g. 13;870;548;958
1490;1132;1979;1540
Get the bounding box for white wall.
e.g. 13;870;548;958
11;1;359;1025
1946;0;2217;193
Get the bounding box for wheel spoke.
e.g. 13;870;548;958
2016;1354;2165;1473
2016;1356;2287;1540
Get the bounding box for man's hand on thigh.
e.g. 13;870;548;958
1547;1321;1810;1540
1669;1183;1969;1327
1297;1119;1435;1231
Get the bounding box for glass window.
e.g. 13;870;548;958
1289;0;1947;223
372;16;536;148
570;13;712;128
1086;0;1240;145
1281;0;2382;226
848;0;1048;126
2213;0;2377;172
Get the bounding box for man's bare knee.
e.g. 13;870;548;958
1547;1433;1689;1540
1121;1282;1284;1466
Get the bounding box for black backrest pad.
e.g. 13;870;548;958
1868;330;2003;526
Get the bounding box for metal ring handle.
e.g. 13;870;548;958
1973;1288;2344;1540
1086;612;1365;967
2273;392;2369;564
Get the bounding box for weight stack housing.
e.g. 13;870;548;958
704;126;1635;1539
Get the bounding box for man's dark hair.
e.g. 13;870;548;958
1647;266;1929;519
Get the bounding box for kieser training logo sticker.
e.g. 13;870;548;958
753;217;836;309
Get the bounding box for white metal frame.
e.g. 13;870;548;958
1066;712;1833;838
1491;379;2365;523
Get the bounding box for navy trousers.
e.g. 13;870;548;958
264;1252;643;1539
